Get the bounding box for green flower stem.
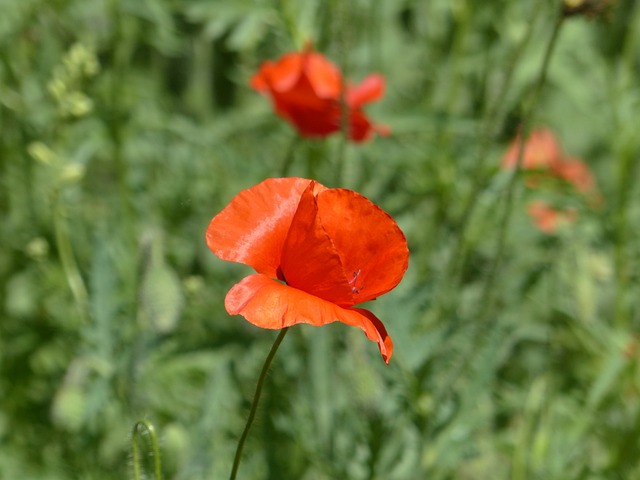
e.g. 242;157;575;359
333;111;348;185
426;9;567;415
333;0;351;186
613;3;640;327
421;3;541;320
229;327;290;480
108;0;134;225
280;136;300;177
479;11;566;320
445;3;542;284
278;0;302;48
132;420;163;480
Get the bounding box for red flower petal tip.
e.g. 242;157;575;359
207;178;409;363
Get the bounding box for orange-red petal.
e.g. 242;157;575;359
206;178;317;278
527;200;577;234
273;96;340;137
316;188;409;304
225;274;393;363
303;51;342;99
551;157;596;193
349;308;393;364
347;74;385;108
280;182;355;306
501;128;564;170
347;109;390;142
251;48;388;142
250;53;303;93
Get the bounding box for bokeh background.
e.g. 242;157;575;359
1;0;639;479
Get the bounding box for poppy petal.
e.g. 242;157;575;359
206;178;318;278
280;182;355;306
347;109;391;142
304;51;342;99
225;274;393;363
249;62;272;92
316;188;409;304
271;76;335;122
527;200;577;234
551;157;596;193
348;307;393;364
279;102;341;137
347;74;385;107
501;128;564;170
250;53;303;93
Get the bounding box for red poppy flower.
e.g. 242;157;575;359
527;200;577;234
250;46;389;142
502;127;600;198
501;128;564;171
206;178;409;363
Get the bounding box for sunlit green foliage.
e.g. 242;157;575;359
1;0;639;479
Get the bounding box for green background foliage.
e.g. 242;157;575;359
1;0;639;478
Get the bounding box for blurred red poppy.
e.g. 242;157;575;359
501;128;599;195
502;128;601;232
206;178;409;363
527;200;577;234
501;128;564;171
250;46;389;142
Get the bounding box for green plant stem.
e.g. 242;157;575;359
132;420;163;480
612;2;640;327
446;3;541;283
109;0;134;223
479;12;566;321
424;3;541;327
278;0;301;47
333;110;348;185
425;8;567;418
229;327;290;480
280;136;300;177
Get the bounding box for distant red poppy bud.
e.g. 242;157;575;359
206;178;409;363
250;47;389;142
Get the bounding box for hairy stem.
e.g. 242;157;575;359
132;420;163;480
229;327;290;480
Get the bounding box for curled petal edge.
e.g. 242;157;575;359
225;274;393;363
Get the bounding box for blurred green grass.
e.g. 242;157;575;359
1;0;639;479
